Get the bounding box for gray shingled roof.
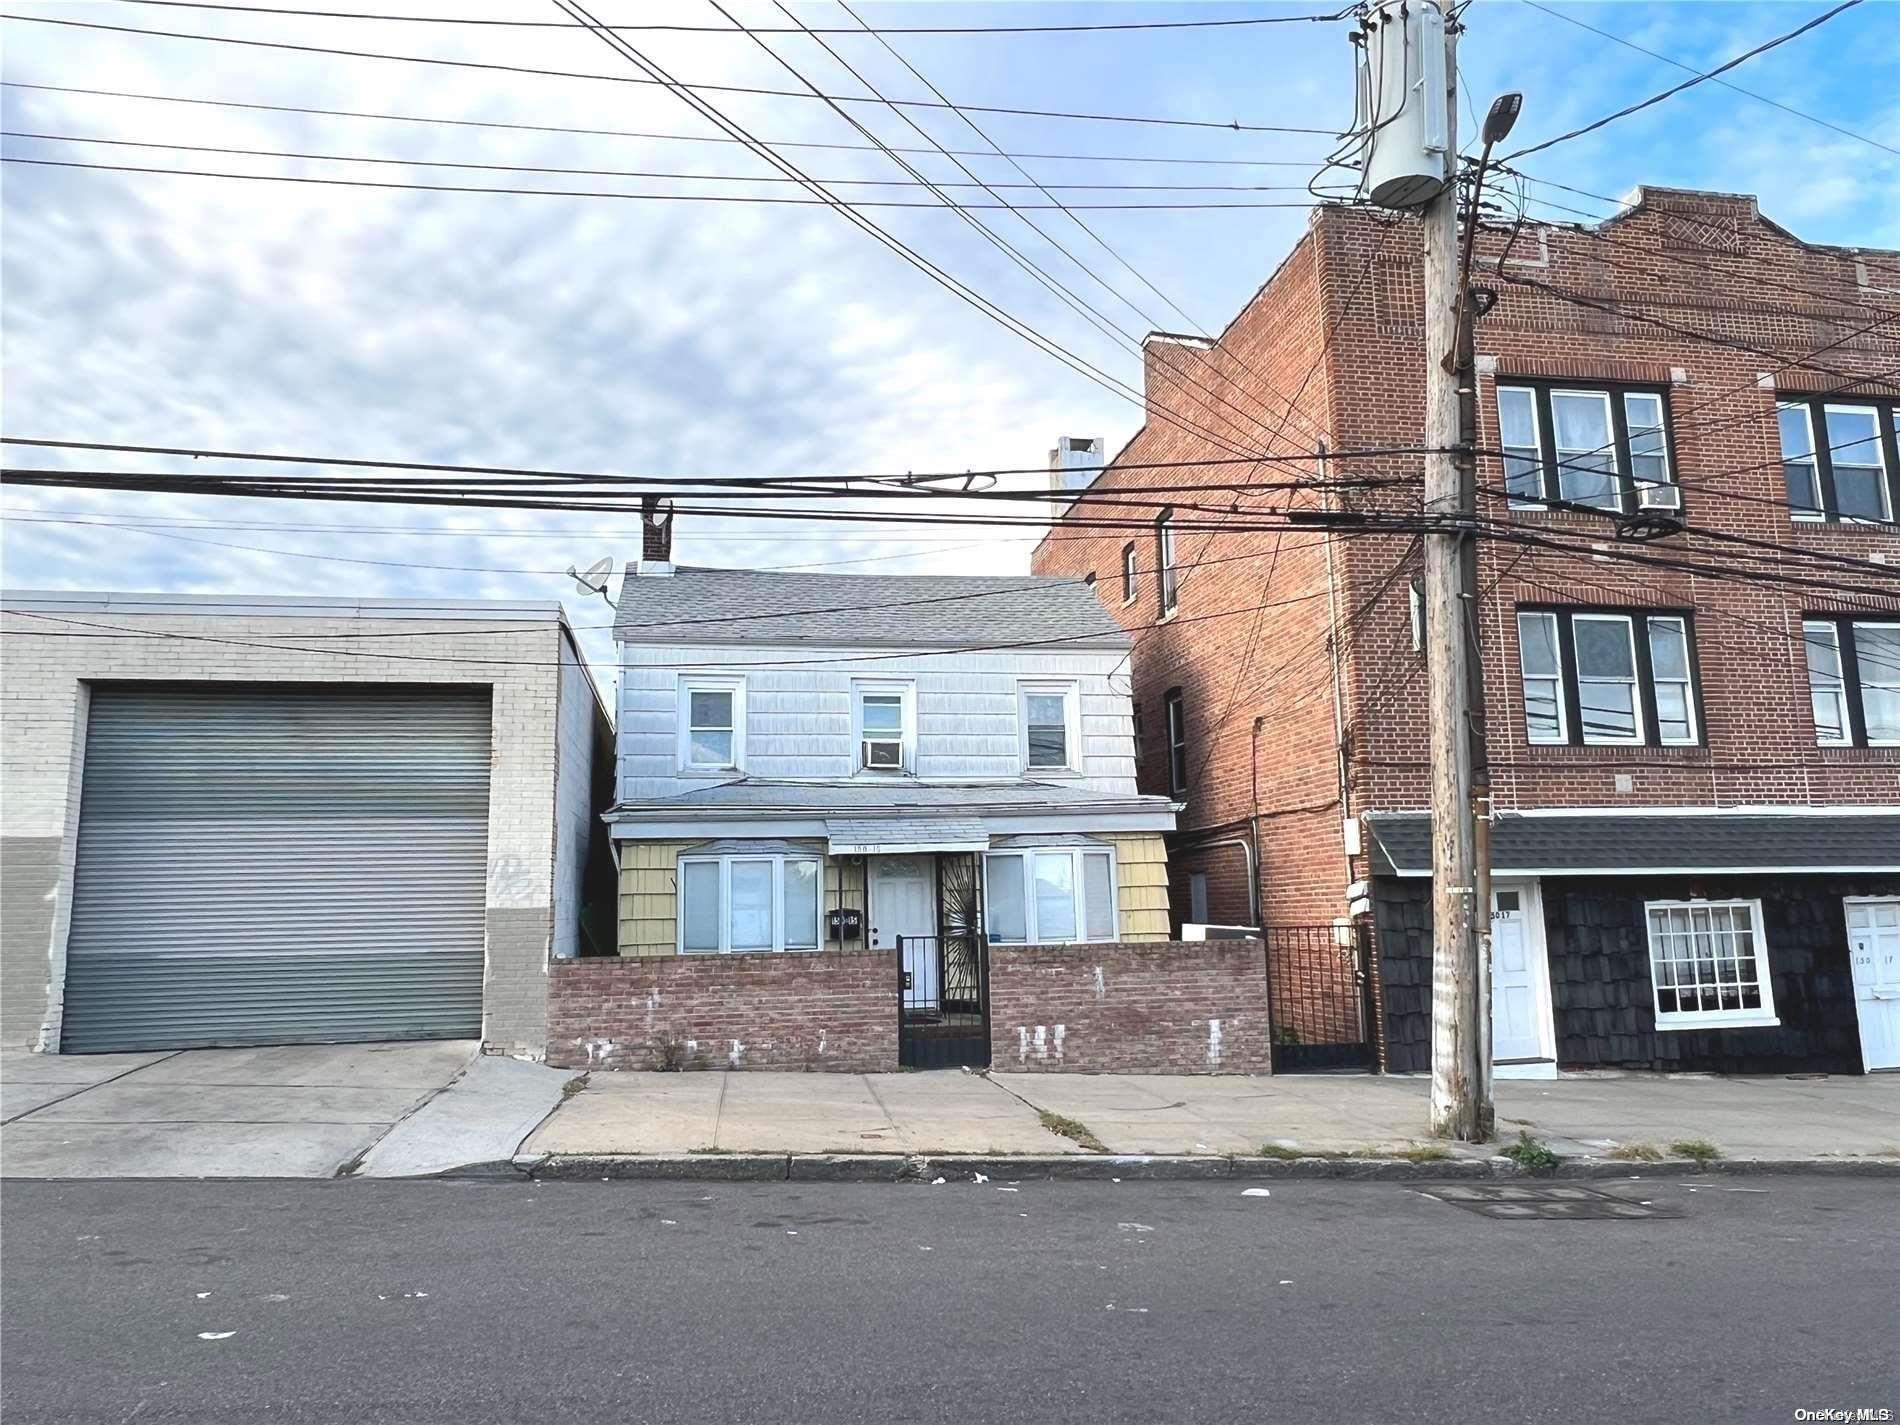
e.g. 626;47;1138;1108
614;566;1128;648
612;780;1171;814
1365;811;1900;876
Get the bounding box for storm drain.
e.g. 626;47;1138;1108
1414;1183;1683;1220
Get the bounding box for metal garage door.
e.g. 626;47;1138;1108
60;685;492;1052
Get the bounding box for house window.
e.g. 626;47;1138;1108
854;680;913;772
678;677;743;770
1020;681;1078;772
1156;512;1178;615
1644;899;1779;1030
1515;608;1703;748
1778;396;1899;523
678;853;821;953
984;847;1117;944
1121;542;1138;603
1496;380;1678;513
1163;687;1187;793
1803;616;1900;746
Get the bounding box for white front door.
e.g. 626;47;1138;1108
871;856;938;1009
1491;880;1555;1076
1846;897;1900;1072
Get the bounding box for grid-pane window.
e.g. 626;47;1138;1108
1552;391;1619;509
1645;900;1778;1028
1625;392;1677;508
1857;622;1900;744
1157;516;1179;614
1827;405;1892;523
984;847;1117;945
1778;403;1822;515
688;690;735;767
1498;386;1542;503
1121;543;1138;602
678;854;822;954
1517;612;1565;744
1573;614;1641;742
1646;616;1696;744
1803;621;1849;745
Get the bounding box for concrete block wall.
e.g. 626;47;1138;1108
546;950;898;1071
988;939;1272;1074
0;608;573;1056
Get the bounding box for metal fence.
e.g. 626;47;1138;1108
1262;923;1378;1072
897;933;990;1069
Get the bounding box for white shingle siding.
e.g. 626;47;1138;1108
616;644;1138;802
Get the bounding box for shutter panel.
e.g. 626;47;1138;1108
60;685;492;1051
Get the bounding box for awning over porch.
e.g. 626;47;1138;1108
1365;810;1900;877
825;816;990;857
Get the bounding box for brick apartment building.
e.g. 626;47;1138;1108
1032;187;1900;1077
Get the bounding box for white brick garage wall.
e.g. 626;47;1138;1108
0;592;607;1059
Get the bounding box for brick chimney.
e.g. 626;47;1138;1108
639;494;674;575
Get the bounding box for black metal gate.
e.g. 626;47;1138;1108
897;933;991;1069
1264;923;1378;1072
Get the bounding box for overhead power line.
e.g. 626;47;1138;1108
0;14;1337;133
107;0;1355;35
1501;0;1864;161
0;84;1324;168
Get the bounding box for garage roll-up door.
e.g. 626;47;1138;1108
60;685;493;1052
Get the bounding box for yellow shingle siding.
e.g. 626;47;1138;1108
1103;832;1172;941
617;841;691;956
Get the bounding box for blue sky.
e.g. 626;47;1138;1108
3;0;1897;673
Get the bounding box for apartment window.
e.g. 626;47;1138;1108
678;676;743;770
1803;616;1900;746
1496;380;1678;513
1163;687;1187;794
1156;512;1179;615
1020;681;1078;771
678;853;821;953
1515;609;1703;748
1644;899;1778;1030
1121;542;1138;603
853;680;913;772
984;847;1117;944
1778;396;1899;523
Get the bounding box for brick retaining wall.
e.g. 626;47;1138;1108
988;940;1270;1074
548;951;898;1072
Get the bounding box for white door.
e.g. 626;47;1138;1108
871;856;938;1010
1491;881;1555;1074
1846;897;1900;1072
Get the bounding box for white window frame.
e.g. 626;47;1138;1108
1853;618;1900;747
1498;384;1545;509
676;674;745;772
1157;514;1179;616
1645;615;1698;747
1018;679;1081;774
1516;611;1568;746
1571;612;1645;745
983;846;1118;945
676;852;822;954
1643;898;1779;1030
1823;402;1894;525
1625;391;1678;510
1778;400;1825;521
1550;388;1621;511
1121;542;1138;605
852;678;915;773
1802;619;1851;747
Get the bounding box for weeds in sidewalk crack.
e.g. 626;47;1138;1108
1668;1138;1722;1167
1038;1111;1107;1153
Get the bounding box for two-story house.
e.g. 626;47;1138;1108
603;511;1177;1065
1032;187;1900;1078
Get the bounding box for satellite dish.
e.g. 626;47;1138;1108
565;557;615;606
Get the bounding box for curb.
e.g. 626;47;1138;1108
522;1152;1900;1183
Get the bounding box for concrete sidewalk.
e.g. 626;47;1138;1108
526;1068;1900;1166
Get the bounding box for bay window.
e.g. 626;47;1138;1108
1778;396;1899;524
678;852;821;953
984;847;1117;944
1644;899;1778;1029
1803;616;1900;746
1515;608;1703;748
1496;380;1678;512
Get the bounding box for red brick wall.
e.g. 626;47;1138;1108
1035;190;1900;928
988;940;1271;1074
547;952;897;1072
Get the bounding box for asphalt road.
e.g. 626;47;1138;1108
3;1175;1894;1424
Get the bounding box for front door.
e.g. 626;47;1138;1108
871;856;938;1010
1846;897;1900;1071
1491;881;1555;1076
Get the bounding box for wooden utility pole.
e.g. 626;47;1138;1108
1420;17;1488;1141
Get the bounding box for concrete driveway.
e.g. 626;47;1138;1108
1;1041;477;1178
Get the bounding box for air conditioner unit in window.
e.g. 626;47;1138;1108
1639;482;1681;510
862;738;903;770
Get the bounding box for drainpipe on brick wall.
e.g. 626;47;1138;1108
1319;469;1357;903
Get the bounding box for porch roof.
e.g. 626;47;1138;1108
825;816;991;856
1364;809;1900;877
